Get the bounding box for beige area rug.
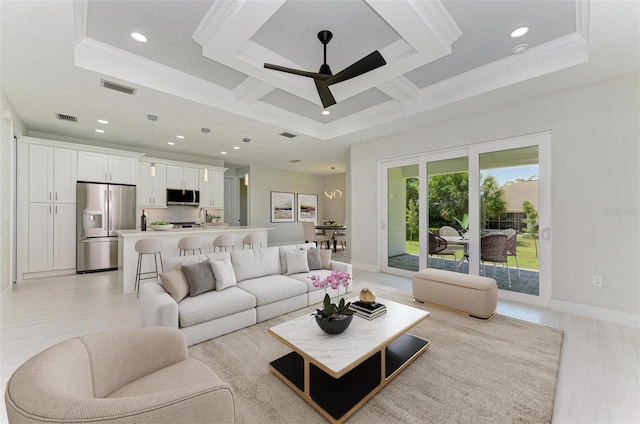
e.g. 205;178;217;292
189;281;563;423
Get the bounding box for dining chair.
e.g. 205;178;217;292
428;232;456;269
438;225;463;257
503;228;520;277
476;233;511;286
301;221;331;249
334;231;346;250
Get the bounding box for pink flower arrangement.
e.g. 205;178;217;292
310;270;351;292
310;271;353;322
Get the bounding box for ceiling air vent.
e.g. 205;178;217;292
100;79;137;95
279;132;297;139
55;113;78;123
289;159;302;163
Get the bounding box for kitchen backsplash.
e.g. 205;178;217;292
137;206;223;227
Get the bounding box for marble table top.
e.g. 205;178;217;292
269;297;430;376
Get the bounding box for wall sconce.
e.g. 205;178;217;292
244;173;249;186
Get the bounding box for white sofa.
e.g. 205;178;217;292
140;243;352;346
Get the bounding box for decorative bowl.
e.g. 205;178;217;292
315;315;353;335
150;224;174;231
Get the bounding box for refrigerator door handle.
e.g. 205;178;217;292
103;190;108;232
109;189;113;232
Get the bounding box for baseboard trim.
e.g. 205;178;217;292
550;299;640;329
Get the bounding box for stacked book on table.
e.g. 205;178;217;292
349;301;387;320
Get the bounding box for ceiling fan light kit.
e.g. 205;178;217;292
264;30;387;108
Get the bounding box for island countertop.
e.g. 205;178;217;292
116;226;274;293
116;226;274;237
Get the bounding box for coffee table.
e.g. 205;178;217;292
268;298;430;423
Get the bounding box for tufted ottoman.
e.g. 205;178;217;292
412;268;498;319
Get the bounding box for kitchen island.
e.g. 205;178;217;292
116;226;274;293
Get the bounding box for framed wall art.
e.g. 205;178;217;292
270;191;295;222
297;193;318;222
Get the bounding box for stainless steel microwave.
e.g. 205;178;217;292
166;189;199;206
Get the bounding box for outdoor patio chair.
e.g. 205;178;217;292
503;228;520;277
468;233;511;287
438;225;464;256
428;232;457;269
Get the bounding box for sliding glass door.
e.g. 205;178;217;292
380;132;551;305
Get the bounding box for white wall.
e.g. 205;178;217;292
248;165;345;246
322;173;346;225
1;90;27;293
349;72;640;316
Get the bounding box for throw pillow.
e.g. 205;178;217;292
319;249;332;270
158;265;189;303
306;247;322;270
182;260;216;297
210;257;237;291
285;250;310;275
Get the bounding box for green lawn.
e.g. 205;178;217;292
406;234;539;270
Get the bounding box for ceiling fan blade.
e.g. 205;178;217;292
325;51;386;86
314;80;336;109
264;63;331;80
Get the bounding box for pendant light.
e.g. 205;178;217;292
324;166;343;199
148;114;158;177
201;127;210;182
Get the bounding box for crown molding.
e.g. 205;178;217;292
409;0;462;47
576;0;590;40
376;76;420;103
191;0;244;50
72;0;88;45
233;77;275;104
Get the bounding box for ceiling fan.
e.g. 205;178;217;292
264;30;387;109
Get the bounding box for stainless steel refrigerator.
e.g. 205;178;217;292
76;182;136;273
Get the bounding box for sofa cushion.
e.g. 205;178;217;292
285;250;309;275
320;249;332;269
163;252;230;272
178;287;256;328
182;261;216;297
158;265;189;302
288;269;335;292
278;243;315;274
237;275;308;307
306;247;322;270
210;257;237;291
231;247;281;283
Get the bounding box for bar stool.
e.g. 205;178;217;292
242;232;265;249
213;234;236;252
178;235;203;256
134;238;164;298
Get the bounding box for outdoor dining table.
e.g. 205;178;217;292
315;225;346;252
441;235;469;269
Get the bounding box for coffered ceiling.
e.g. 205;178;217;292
1;1;639;174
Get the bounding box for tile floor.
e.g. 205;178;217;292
1;265;638;423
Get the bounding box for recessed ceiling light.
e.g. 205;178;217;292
176;135;185;139
167;142;175;146
94;129;105;133
130;32;148;43
97;119;109;124
220;151;227;155
233;146;240;150
510;27;529;38
321;110;330;115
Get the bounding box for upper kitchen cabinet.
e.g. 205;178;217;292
198;168;225;208
77;151;137;185
28;144;77;203
166;165;199;190
138;161;167;207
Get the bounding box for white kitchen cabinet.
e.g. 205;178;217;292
77;151;137;185
28;202;76;272
167;165;198;190
52;203;76;270
198;168;224;208
29;145;77;203
28;203;54;272
138;162;167;207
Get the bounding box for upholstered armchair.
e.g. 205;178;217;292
5;327;235;424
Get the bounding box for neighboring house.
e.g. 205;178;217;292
487;180;539;231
